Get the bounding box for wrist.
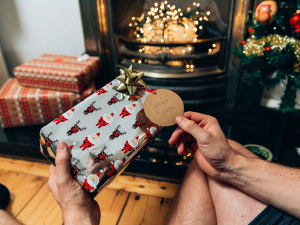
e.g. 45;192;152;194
221;154;253;186
63;210;96;225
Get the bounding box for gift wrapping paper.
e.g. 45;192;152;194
0;78;95;128
13;54;100;93
40;78;162;194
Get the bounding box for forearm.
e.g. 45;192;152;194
63;210;98;225
223;155;300;218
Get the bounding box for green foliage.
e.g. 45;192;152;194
233;0;300;113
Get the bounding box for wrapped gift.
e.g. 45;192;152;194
40;66;163;195
13;54;100;93
0;78;95;128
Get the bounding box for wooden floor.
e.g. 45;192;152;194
0;157;180;225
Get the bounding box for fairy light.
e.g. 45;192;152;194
182;50;185;53
136;34;140;38
164;34;168;38
161;39;164;42
139;49;143;52
193;28;197;32
146;46;149;50
208;48;212;52
199;17;203;21
187;7;190;12
188;47;192;51
129;23;132;27
138;59;142;64
183;34;186;37
193;38;197;42
190;65;194;69
143;38;146;42
199;26;203;29
132;17;135;20
186;65;190;68
207;11;211;15
197;3;200;6
212;43;216;48
154;2;158;6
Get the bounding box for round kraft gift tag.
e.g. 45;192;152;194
144;89;184;126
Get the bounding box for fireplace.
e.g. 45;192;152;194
78;0;251;179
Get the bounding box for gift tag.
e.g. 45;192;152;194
144;89;184;126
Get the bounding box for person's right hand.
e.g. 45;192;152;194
169;111;239;180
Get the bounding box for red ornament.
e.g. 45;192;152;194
248;28;254;33
242;40;245;45
265;46;271;51
296;28;300;33
290;10;300;28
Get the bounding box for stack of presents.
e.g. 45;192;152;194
0;54;99;128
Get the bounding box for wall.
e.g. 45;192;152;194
0;0;85;78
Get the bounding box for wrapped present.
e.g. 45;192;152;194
40;66;162;195
13;54;100;93
0;78;96;128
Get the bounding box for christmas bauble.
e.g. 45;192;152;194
255;1;278;25
290;11;300;28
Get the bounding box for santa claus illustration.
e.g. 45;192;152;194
144;126;159;140
119;104;136;118
96;82;113;95
122;136;139;154
53;108;75;125
95;112;115;128
107;158;126;178
83;170;103;192
80;132;101;151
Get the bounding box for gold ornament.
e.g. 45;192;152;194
242;34;300;72
255;1;277;25
113;65;146;101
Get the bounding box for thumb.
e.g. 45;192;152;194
55;141;73;186
176;116;207;142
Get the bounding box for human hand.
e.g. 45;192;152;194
169;112;238;180
48;141;100;225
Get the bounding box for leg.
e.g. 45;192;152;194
166;159;217;225
207;140;268;224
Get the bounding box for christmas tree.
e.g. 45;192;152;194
233;0;300;113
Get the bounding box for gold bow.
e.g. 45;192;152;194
113;65;146;101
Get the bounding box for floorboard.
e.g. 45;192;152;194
0;157;178;225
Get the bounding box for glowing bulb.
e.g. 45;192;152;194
190;65;194;69
167;4;170;7
161;39;164;42
193;2;196;6
197;3;200;6
182;50;185;53
178;8;181;12
159;9;162;13
212;43;216;47
208;48;212;52
187;7;190;12
139;49;143;52
167;16;170;19
199;26;203;29
160;5;164;9
193;38;197;42
143;38;146;42
174;27;178;31
188;47;192;51
175;15;178;20
195;21;199;25
138;59;142;64
183;34;186;37
129;23;132;27
131;59;135;62
193;28;197;32
160;13;163;16
148;26;152;30
154;2;158;6
132;17;135;20
160;23;163;26
136;34;140;38
146;46;149;50
170;49;173;52
186;65;189;68
199;17;203;21
207;11;211;15
148;11;151;15
164;34;167;38
164;0;167;4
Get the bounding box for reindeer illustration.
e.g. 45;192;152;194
109;125;127;140
108;93;122;105
83;101;101;115
44;132;59;147
94;146;113;163
132;115;146;129
71;159;86;176
67;120;87;136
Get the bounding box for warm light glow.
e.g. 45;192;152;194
143;38;146;42
195;21;199;25
132;17;135;20
131;59;135;62
190;65;194;68
187;7;190;12
182;50;185;53
138;59;142;64
160;13;163;17
136;34;140;38
178;8;181;12
164;161;168;164
188;47;192;51
154;2;158;6
199;17;203;21
139;49;143;52
160;23;163;26
186;65;190;68
196;11;199;15
212;43;216;47
208;48;212;52
152;159;156;162
174;27;178;31
146;46;149;50
129;23;132;27
193;38;197;42
199;26;203;29
193;28;197;32
161;39;164;42
160;5;164;9
183;34;186;37
164;34;167;38
207;11;210;15
197;3;200;6
180;12;183;16
164;0;167;4
193;2;196;6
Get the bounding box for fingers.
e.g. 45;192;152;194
175;116;208;142
182;111;209;124
48;164;56;192
169;127;184;145
55;141;73;187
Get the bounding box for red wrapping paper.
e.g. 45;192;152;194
13;54;100;93
0;78;96;128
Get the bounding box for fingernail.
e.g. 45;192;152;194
57;141;65;151
176;116;184;124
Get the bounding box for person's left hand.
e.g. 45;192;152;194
48;141;100;225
